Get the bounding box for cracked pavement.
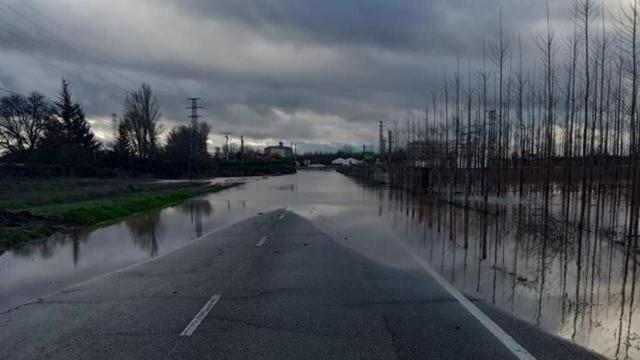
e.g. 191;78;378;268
0;209;603;359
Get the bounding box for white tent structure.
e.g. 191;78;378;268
331;158;362;166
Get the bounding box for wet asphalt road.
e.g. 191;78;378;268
0;209;603;359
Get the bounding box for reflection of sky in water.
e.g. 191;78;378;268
0;170;636;359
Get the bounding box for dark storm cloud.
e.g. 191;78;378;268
0;0;582;150
168;0;430;49
166;0;572;55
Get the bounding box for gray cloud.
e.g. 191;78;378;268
0;0;598;151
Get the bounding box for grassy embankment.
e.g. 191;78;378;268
0;179;241;250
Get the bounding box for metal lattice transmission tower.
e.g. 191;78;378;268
221;132;232;161
187;98;202;180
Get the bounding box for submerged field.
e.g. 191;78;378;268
0;178;240;251
340;164;640;359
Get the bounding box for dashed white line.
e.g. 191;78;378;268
256;235;268;247
278;207;291;221
180;294;222;337
396;240;536;360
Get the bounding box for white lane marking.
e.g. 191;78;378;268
256;235;268;247
397;241;536;360
180;294;222;337
277;206;291;221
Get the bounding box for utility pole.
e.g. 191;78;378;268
187;98;202;181
221;132;232;161
388;130;393;159
379;121;385;160
111;113;118;143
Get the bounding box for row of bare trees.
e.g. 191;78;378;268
377;0;640;225
342;2;640;357
0;79;214;176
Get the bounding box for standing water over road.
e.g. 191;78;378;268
0;170;634;358
0;177;278;312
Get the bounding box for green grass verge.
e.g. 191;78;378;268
0;182;241;251
0;224;50;250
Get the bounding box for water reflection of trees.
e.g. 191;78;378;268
176;199;213;238
11;232;78;260
9;199;215;262
368;185;640;359
125;212;163;257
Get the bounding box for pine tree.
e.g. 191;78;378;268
39;79;100;163
69;103;99;153
113;120;132;158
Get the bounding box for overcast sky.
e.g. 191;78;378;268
0;0;621;152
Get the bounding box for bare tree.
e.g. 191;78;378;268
122;83;162;159
0;92;50;159
490;9;511;196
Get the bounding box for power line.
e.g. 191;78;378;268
0;1;134;95
0;86;24;96
15;0;139;87
0;0;138;87
0;14;129;96
21;1;137;67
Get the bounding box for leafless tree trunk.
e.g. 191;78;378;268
122;83;162;159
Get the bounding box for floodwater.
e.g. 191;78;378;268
0;177;279;312
0;170;635;359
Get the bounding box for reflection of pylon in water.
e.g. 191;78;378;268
187;98;202;181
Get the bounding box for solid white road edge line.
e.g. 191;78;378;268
397;240;536;360
256;235;268;247
180;294;222;337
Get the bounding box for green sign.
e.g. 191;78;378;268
363;151;375;161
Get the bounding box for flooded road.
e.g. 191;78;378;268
0;177;279;312
0;170;634;359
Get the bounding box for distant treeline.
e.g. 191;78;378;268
0;79;284;178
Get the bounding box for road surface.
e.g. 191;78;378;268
0;209;603;359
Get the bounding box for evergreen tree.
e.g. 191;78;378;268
68;103;99;154
39;79;100;163
113;119;132;158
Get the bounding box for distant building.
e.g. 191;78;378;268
264;141;293;159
